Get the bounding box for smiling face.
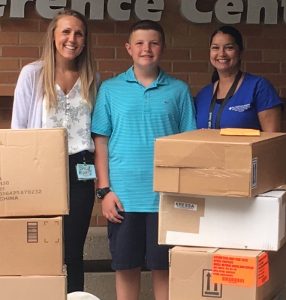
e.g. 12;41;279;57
210;31;242;75
125;29;164;71
54;15;86;63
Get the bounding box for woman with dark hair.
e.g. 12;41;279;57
195;25;282;131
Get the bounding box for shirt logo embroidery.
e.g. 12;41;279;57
228;104;251;112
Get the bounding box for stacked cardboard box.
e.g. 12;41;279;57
0;129;69;300
168;245;286;300
154;129;286;300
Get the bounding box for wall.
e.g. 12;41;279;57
1;1;286;106
1;1;286;224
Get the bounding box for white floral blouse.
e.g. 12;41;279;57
42;79;94;155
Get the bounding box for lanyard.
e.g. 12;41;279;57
208;71;242;129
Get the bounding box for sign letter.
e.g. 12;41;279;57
107;0;131;21
246;0;278;24
181;0;212;23
135;0;164;21
0;0;7;17
36;0;66;19
215;0;243;24
71;0;105;20
10;0;33;18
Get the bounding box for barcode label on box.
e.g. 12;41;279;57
174;201;198;211
251;158;258;189
27;222;38;243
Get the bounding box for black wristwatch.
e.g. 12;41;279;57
96;187;111;199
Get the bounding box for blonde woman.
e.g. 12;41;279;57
12;9;97;292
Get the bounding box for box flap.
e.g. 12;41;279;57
172;246;219;254
156;129;286;144
217;248;262;257
258;189;286;198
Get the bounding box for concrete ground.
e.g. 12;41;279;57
83;227;153;300
85;272;153;300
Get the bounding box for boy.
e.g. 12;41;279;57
91;20;196;300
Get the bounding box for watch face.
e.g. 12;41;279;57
96;190;102;199
96;188;110;199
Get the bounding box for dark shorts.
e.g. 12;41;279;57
108;212;171;271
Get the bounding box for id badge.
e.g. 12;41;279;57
76;163;96;181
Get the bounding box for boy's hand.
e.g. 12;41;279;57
101;191;124;223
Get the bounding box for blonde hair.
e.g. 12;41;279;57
41;9;96;109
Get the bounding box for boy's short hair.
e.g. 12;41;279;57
129;20;165;46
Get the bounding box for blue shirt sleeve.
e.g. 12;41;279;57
91;82;112;137
254;77;282;113
179;84;197;132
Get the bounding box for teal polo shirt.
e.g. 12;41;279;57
91;67;196;212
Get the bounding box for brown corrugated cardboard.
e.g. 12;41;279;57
154;129;286;197
169;245;286;300
0;128;69;216
0;275;66;300
0;216;64;275
159;191;286;251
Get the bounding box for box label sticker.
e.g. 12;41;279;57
251;157;258;189
174;201;198;211
27;222;38;243
202;269;222;298
257;252;269;287
212;255;256;287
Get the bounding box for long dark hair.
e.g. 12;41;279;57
210;26;244;83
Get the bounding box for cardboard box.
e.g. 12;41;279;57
159;190;286;251
0;128;69;217
154;129;286;197
0;275;66;300
169;245;286;300
0;216;64;275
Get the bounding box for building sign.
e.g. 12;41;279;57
0;0;164;20
181;0;286;24
0;0;285;24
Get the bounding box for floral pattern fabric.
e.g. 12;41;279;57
42;79;94;154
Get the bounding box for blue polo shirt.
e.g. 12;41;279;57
196;73;282;129
91;67;196;212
